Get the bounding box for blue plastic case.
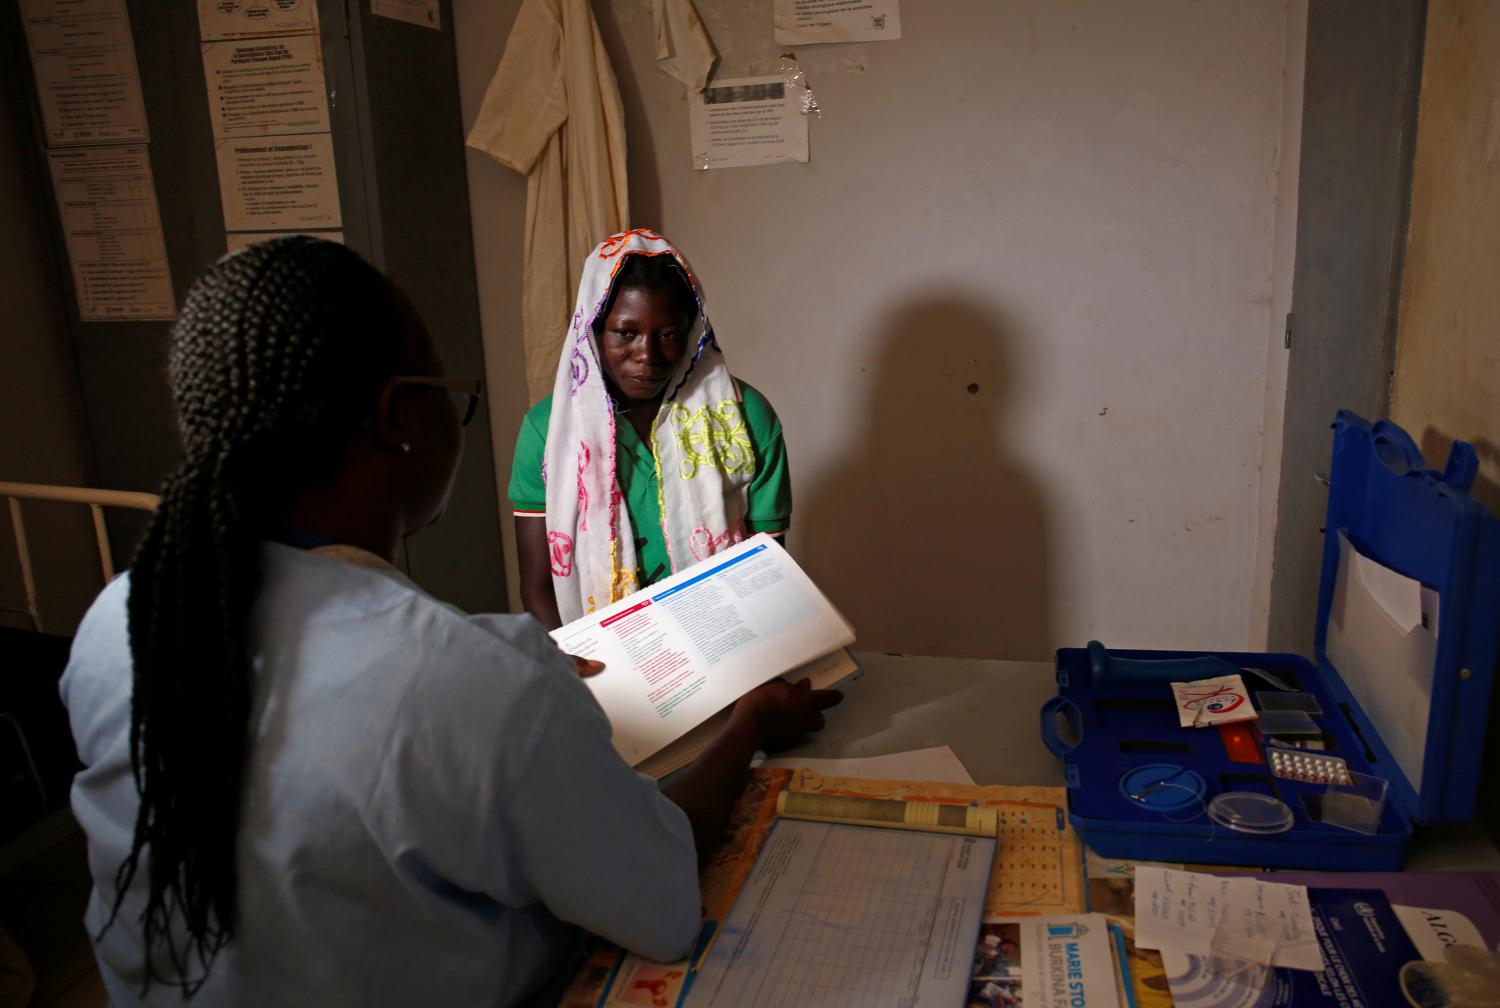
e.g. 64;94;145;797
1040;412;1500;870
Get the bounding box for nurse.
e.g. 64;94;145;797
61;237;837;1006
510;230;793;629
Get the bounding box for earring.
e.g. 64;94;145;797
400;442;412;454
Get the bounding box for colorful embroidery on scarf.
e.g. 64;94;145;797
576;442;591;532
547;531;574;577
689;522;744;562
597;228;665;260
607;536;638;603
569;343;589;394
548;231;755;619
667;399;754;480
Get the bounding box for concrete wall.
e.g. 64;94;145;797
1266;0;1426;656
1389;0;1500;841
1391;0;1500;508
457;0;1306;659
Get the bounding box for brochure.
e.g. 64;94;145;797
553;534;857;774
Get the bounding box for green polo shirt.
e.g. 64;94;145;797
509;381;791;587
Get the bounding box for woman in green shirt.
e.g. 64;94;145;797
510;230;792;630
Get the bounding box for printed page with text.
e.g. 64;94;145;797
553;535;855;767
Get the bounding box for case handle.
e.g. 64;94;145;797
1088;639;1239;688
1040;696;1082;759
1370;421;1425;476
1371;420;1478;492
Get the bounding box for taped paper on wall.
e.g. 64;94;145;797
774;0;901;45
202;35;330;139
196;0;318;41
215;134;342;231
21;0;149;146
688;75;809;170
47;145;175;321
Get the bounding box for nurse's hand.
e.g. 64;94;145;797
738;678;843;752
572;655;605;678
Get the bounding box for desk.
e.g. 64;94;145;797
777;651;1500;871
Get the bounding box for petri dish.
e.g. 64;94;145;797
1208;791;1295;834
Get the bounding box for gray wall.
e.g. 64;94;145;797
1267;0;1426;654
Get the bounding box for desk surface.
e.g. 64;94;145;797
778;651;1500;872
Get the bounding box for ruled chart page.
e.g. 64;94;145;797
685;819;994;1008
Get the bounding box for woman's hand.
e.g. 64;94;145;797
735;678;843;752
665;677;844;853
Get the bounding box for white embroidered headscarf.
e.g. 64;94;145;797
543;229;755;621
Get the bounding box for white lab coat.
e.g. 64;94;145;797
62;543;699;1007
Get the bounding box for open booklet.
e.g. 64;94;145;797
552;534;859;778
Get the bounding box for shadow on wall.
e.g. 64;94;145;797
1415;427;1500;517
796;296;1054;662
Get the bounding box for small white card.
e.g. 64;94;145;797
1170;674;1257;727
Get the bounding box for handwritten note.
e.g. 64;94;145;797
1133;867;1325;971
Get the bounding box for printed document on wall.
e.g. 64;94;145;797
774;0;901;45
202;34;330;139
20;0;149;146
197;0;318;41
215;134;342;231
47;145;175;320
688;76;809;170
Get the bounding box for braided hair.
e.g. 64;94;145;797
112;237;411;992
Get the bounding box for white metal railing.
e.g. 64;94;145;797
0;481;159;634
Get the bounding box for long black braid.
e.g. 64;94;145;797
110;237;409;993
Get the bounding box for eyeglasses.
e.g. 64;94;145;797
387;375;484;426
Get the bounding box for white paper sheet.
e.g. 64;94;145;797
685;819;993;1008
21;0;149;146
47;145;175;320
1326;530;1437;790
757;746;976;785
687;75;809;170
774;0;902;45
215;134;342;231
202;35;330;139
196;0;318;41
1133;868;1324;972
371;0;441;30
